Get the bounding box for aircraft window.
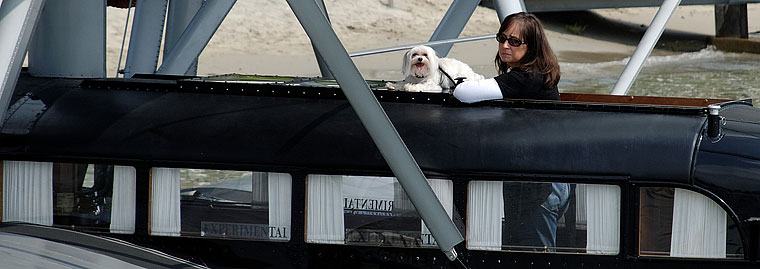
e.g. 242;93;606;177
1;161;136;234
467;181;620;254
305;174;453;248
167;168;291;241
639;187;743;259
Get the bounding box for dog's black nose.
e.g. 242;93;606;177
416;58;423;62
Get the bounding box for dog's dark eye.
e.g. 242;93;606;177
422;53;427;56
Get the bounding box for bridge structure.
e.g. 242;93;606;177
520;0;756;13
1;0;759;261
516;0;758;38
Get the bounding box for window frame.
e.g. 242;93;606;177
166;167;294;242
633;182;748;261
459;173;630;256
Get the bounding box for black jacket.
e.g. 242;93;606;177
495;68;559;100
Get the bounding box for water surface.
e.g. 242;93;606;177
558;47;760;101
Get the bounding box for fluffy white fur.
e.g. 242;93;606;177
386;45;484;93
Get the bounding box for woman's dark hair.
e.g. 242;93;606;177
494;12;560;88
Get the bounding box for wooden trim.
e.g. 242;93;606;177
0;161;3;222
147;168;152;234
464;181;469;246
303;175;308;241
559;92;732;107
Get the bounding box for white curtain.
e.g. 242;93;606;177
421;178;453;245
306;174;344;244
268;172;291;241
585;184;620;254
393;181;414;211
575;184;587;229
670;188;726;258
150;168;181;236
2;161;53;226
110;166;136;234
251;172;268;203
467;181;503;250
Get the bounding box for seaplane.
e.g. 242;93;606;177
1;0;759;268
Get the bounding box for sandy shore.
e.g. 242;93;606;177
104;1;760;80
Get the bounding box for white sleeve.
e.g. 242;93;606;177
452;78;503;103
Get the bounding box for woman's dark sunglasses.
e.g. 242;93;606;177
496;34;524;47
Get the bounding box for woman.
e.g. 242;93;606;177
453;12;560;103
454;12;568;251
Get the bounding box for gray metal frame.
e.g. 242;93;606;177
349;34;495;57
611;0;682;95
123;0;168;78
311;0;334;79
28;0;105;78
0;0;46;128
115;0;134;78
157;0;236;75
427;0;480;57
493;0;526;22
523;0;760;12
164;0;204;76
348;0;521;58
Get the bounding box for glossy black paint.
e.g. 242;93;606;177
3;76;760;268
3;77;703;181
694;104;760;261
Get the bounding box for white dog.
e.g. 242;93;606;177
386;45;484;93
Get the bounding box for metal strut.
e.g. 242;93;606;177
286;0;464;261
610;0;682;95
0;0;46;128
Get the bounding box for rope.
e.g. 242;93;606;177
115;0;134;78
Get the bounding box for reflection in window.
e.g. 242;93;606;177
306;175;453;248
467;181;620;254
0;161;136;233
53;164;115;229
52;163;136;233
174;169;291;241
639;187;742;259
